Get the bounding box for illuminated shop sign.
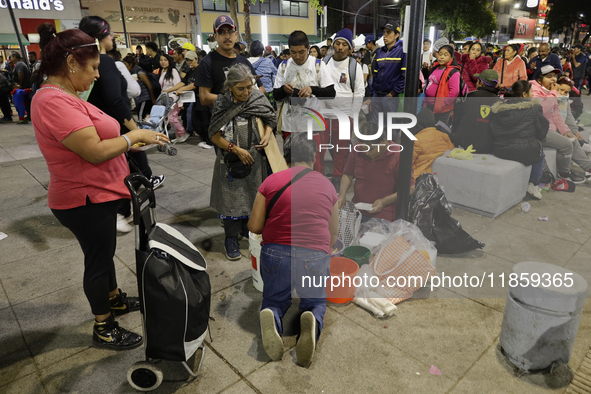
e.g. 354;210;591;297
0;0;64;11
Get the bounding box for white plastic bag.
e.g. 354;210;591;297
353;265;397;317
371;220;437;304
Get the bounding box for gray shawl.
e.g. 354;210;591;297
208;89;277;139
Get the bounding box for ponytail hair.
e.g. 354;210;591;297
37;23;99;80
78;16;111;40
504;80;531;99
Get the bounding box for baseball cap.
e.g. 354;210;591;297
540;64;561;75
240;41;247;47
365;34;375;45
474;69;499;86
381;21;400;33
265;45;272;51
182;42;196;51
184;50;197;60
167;49;175;55
213;15;236;33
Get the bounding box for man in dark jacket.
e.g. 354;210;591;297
528;43;562;81
371;21;405;124
570;44;589;92
143;42;162;72
451;69;500;153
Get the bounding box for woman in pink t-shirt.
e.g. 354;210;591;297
248;133;339;367
31;23;169;350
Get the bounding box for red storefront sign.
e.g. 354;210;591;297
514;18;536;40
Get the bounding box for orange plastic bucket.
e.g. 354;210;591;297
326;257;360;304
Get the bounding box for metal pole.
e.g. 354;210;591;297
373;1;377;39
118;0;130;48
353;0;374;37
396;0;426;221
341;0;345;30
6;0;29;66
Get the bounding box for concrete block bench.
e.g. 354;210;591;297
543;147;557;178
432;154;531;218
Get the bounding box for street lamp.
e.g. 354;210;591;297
353;0;375;37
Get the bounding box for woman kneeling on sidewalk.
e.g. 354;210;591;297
248;133;339;367
31;24;169;349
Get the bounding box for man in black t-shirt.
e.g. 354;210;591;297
194;15;263;107
9;52;30;89
9;52;32;122
143;42;162;72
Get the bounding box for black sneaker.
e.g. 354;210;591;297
559;171;585;184
224;237;241;261
150;175;166;189
110;289;141;316
92;314;143;350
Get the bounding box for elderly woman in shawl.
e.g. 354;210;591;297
209;63;276;261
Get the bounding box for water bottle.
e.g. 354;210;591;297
521;202;531;213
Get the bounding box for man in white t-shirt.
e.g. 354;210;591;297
322;28;365;185
273;30;335;172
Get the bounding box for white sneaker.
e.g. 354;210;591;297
296;311;317;367
582;143;591;154
198;141;213;149
527;183;542;200
176;133;190;143
260;309;283;361
116;214;133;233
585;171;591;181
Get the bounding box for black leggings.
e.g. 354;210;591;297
52;198;127;315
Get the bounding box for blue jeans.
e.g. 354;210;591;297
260;243;330;338
573;78;584;93
371;93;400;126
530;153;545;185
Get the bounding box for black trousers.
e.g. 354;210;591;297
0;91;11;118
52;198;126;315
192;107;212;144
223;218;248;239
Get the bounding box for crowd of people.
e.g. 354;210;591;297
3;12;591;368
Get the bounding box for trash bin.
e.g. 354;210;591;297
342;245;371;266
500;262;588;371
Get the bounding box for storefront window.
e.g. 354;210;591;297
281;0;308;18
202;0;236;12
250;0;280;15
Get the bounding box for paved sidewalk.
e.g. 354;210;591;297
1;98;591;393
